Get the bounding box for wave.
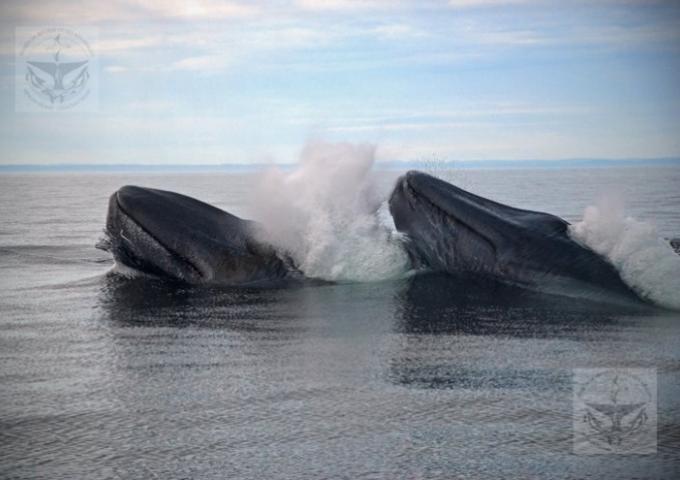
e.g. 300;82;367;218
0;244;112;265
249;141;409;282
570;196;680;310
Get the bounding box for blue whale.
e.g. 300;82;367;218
389;171;641;302
100;176;664;302
101;186;303;286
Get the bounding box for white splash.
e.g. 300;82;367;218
570;196;680;310
250;141;409;282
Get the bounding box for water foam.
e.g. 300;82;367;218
570;196;680;310
250;141;409;282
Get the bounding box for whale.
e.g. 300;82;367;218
99;185;303;286
389;170;642;302
100;177;668;300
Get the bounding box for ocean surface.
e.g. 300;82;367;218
1;167;680;479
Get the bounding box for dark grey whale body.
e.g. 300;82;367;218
100;176;659;302
389;170;641;302
101;186;302;285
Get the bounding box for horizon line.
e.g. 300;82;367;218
1;157;679;172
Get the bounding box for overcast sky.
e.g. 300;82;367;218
1;0;679;165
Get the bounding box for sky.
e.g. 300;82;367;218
0;0;679;165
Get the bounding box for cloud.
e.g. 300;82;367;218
3;0;259;24
371;24;428;40
571;23;680;48
294;0;400;11
97;35;169;54
134;0;258;20
456;26;547;46
316;102;588;133
246;26;334;49
123;100;177;112
2;1;140;24
104;65;129;73
448;0;535;8
170;54;230;71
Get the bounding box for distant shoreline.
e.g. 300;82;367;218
1;158;679;173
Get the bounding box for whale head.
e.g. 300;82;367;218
388;170;633;297
390;170;536;275
102;185;295;285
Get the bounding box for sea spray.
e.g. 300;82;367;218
570;196;680;310
250;141;409;282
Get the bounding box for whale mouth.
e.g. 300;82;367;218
389;171;501;273
398;171;499;251
105;187;204;282
101;185;303;286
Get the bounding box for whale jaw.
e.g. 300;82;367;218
389;171;639;301
389;171;510;276
102;186;298;286
103;188;206;283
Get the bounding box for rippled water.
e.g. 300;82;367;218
1;168;679;479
